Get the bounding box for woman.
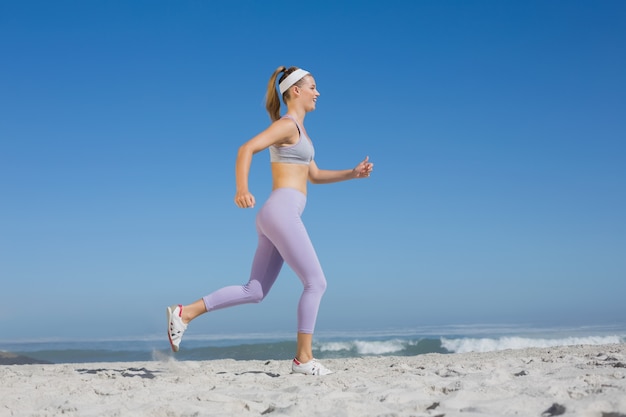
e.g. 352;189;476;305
167;66;373;376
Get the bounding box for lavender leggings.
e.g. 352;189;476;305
202;188;327;334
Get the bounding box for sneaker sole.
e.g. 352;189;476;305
166;305;179;352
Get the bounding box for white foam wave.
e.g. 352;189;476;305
441;335;623;353
355;340;408;355
319;339;410;355
319;342;353;352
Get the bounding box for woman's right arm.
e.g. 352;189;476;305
234;119;296;208
234;143;256;208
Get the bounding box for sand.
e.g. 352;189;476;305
1;343;625;417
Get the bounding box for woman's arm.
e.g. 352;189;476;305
308;156;373;185
235;119;297;208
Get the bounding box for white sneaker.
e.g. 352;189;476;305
167;304;187;352
291;358;333;376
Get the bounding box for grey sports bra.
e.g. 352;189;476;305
269;114;315;165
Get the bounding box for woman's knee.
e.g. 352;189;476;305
305;274;327;294
244;280;266;303
318;276;327;293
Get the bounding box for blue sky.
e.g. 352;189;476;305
1;1;625;341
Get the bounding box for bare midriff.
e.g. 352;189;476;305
271;163;309;195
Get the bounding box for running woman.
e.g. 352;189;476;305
167;66;373;375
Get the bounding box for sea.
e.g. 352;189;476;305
1;323;625;364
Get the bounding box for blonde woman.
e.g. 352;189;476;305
167;66;373;375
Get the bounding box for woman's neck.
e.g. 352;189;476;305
285;107;306;124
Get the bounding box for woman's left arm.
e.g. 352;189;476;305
308;156;373;184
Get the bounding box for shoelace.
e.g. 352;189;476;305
309;360;324;375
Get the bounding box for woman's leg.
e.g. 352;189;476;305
296;333;314;363
181;232;284;324
279;226;326;363
257;189;327;362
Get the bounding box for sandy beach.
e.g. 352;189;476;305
1;343;625;417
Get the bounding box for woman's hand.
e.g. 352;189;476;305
352;156;374;178
234;190;256;208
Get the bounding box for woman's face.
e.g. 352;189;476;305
297;76;320;111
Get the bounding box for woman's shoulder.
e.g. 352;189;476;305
261;117;299;147
272;117;300;136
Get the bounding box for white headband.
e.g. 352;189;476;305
279;69;310;95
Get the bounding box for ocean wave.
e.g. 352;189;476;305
318;339;413;356
4;325;625;363
441;335;624;353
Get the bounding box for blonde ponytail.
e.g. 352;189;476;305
265;66;305;121
265;66;286;121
